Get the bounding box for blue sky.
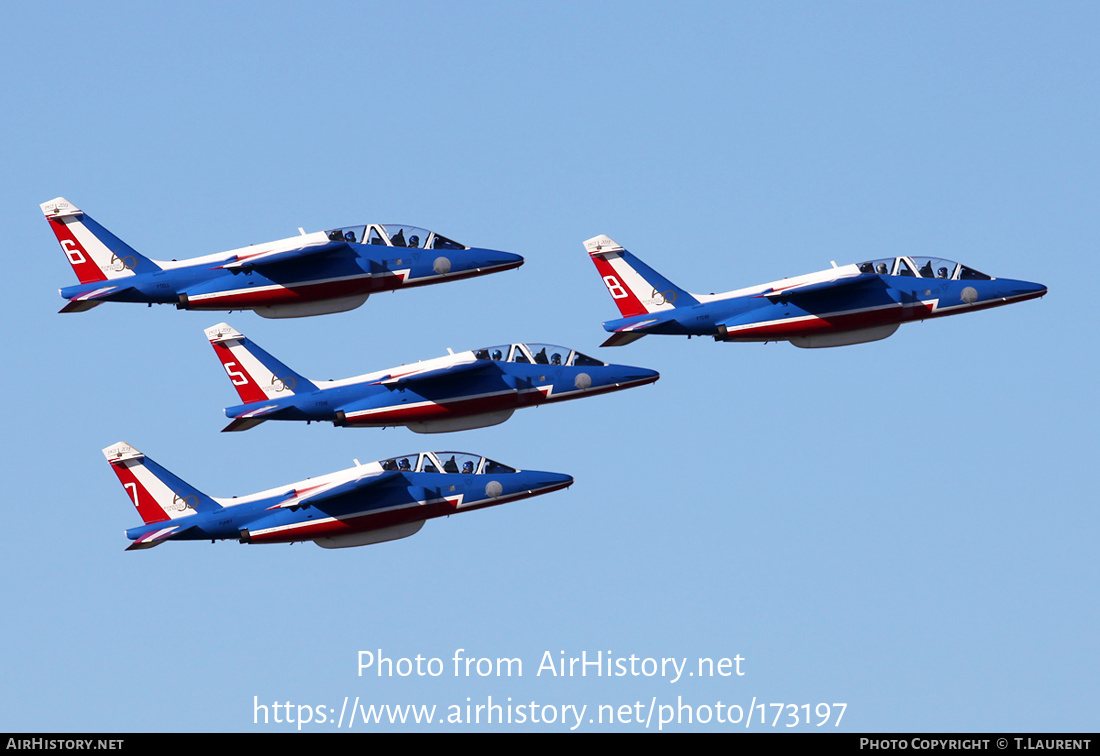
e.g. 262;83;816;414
1;1;1096;732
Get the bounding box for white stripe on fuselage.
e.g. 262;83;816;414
694;263;863;304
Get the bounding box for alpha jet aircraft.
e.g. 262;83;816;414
104;442;572;550
41;197;523;318
205;323;659;432
586;235;1047;348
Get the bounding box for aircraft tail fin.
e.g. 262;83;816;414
584;235;697;318
103;443;220;525
205;323;317;404
41;198;160;285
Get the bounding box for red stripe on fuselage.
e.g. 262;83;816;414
246;481;572;544
184;261;523;309
723;302;933;341
346;391;521;426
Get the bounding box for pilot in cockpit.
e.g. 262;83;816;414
937;267;949;279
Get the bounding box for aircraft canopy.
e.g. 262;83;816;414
857;256;992;281
378;452;517;475
325;224;467;250
473;343;606;367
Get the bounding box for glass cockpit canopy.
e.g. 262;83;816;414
324;224;467;250
379;452;517;475
857;256;992;281
473;343;606;367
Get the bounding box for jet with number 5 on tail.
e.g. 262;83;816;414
104;442;572;550
42;197;523;318
585;235;1047;348
206;323;659;432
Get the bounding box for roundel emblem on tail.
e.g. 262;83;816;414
271;375;297;392
109;251;137;272
651;287;677;306
172;491;199;511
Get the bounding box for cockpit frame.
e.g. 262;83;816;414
473;342;607;368
857;256;993;281
324;224;468;251
379;451;518;475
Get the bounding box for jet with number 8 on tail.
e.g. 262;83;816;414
586;235;1047;348
206;323;659;433
104;442;572;550
42;197;523;318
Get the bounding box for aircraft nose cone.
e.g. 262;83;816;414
485;250;524;271
538;472;574;491
1003;279;1048;301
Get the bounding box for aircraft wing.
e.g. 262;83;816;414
270;470;404;510
759;274;884;301
373;359;495;389
215;240;351;271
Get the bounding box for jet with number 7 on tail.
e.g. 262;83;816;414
206;323;659;433
586;235;1047;348
104;442;572;550
42;197;523;318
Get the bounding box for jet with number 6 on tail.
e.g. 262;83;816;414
205;323;659;432
586;235;1046;348
42;197;523;318
104;442;573;550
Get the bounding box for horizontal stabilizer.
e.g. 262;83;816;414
66;284;131;302
221;402;296;432
222;417;269;432
601;332;647;347
126;524;193;550
59;300;103;313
